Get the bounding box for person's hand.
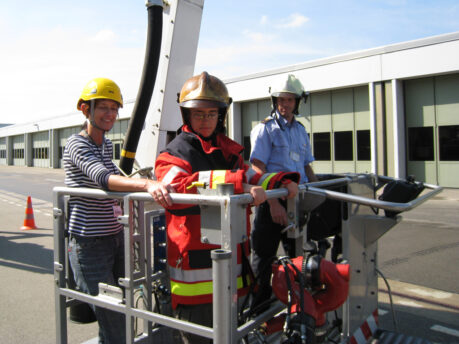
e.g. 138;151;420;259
282;181;298;199
147;180;175;207
248;186;267;206
268;198;288;226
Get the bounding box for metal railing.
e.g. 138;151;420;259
53;173;442;343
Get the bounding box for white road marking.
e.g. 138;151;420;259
378;309;388;315
397;300;423;308
0;192;53;213
430;325;459;338
407;287;452;299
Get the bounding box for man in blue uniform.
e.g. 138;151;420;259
249;74;318;309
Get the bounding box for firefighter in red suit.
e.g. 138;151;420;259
155;72;299;343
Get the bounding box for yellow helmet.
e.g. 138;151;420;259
270;74;308;115
77;77;123;110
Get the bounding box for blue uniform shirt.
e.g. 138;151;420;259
250;112;314;183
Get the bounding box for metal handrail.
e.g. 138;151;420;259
54;175;443;214
302;181;442;214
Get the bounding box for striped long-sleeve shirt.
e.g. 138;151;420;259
63;133;123;237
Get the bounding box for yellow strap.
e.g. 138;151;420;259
171;276;247;296
186;181;205;190
121;149;136;159
261;173;277;190
210;170;226;189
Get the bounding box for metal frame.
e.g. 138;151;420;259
53;174;442;343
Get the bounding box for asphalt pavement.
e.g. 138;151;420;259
0;187;98;343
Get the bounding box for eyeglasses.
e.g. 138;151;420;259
191;113;218;120
95;106;119;115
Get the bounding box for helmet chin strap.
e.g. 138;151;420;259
88;99;107;134
86;100;106;156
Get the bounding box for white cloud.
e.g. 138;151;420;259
195;35;328;79
260;15;268;25
275;13;309;29
89;29;116;43
195;13;319;79
242;29;276;43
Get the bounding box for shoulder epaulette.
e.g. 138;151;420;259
261;116;274;124
296;120;305;128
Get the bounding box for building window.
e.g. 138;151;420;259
32;147;49;159
313;132;331;161
0;150;5;158
14;149;24;159
356;130;371;161
334;131;353;161
439;125;459;161
408;127;434;161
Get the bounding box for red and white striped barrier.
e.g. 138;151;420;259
349;309;379;344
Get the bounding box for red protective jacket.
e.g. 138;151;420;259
155;125;298;308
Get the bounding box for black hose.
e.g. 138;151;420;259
120;2;163;175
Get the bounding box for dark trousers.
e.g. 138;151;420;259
251;201;289;308
68;232;126;344
173;303;213;344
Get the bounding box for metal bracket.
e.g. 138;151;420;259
299;191;326;213
117;215;129;225
199;184;237;245
117;277;130;289
53;208;63;217
146;0;164;8
361;215;401;247
54;262;63;272
98;283;124;302
200;204;222;244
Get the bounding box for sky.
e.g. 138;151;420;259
1;0;458;125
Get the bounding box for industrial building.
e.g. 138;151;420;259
1;31;458;187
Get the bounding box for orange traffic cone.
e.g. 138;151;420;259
20;196;37;230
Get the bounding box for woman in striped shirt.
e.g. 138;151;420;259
64;77;173;344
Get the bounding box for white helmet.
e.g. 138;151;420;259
269;74;308;115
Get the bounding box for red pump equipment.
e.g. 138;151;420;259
264;243;350;343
